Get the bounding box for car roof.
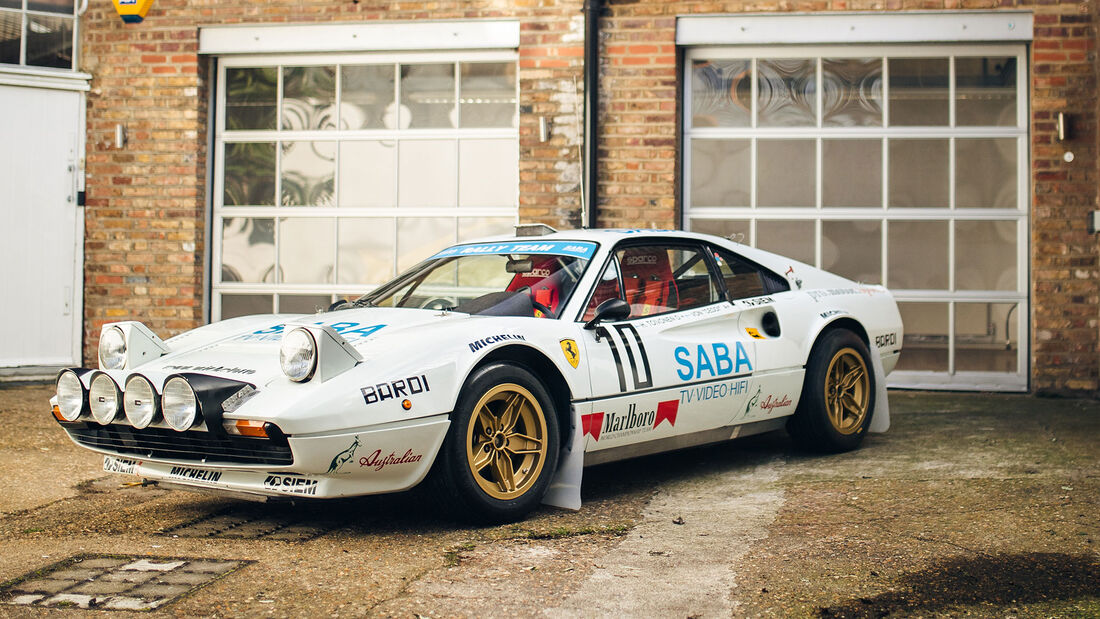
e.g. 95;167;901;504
462;227;735;247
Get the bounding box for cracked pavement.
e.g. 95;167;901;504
1;384;1098;617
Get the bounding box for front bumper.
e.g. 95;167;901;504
88;415;450;500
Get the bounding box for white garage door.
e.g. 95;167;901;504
684;43;1029;391
212;51;519;320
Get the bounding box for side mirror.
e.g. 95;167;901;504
584;298;631;330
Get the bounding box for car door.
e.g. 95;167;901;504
708;244;805;425
577;242;757;452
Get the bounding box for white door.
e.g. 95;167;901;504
0;84;83;368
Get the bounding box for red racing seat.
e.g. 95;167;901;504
619;248;677;317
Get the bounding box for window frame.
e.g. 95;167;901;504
0;0;79;71
575;240;727;322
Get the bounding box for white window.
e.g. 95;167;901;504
684;43;1029;391
212;51;518;319
0;0;77;70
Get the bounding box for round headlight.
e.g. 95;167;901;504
162;377;198;431
99;326;127;370
56;370;86;422
89;373;123;425
124;375;159;429
280;328;317;382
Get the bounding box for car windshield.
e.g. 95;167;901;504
358;241;597;319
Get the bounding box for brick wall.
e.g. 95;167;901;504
81;0;1099;393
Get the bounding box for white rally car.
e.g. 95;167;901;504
52;228;902;523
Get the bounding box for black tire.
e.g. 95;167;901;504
430;362;560;524
787;329;876;453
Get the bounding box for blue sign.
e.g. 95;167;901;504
430;241;598;261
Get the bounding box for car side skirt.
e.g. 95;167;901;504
582;417;788;467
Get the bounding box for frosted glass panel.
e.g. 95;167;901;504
689;219;750;244
758;220;814;266
340;64;394;130
758;140;814;207
956;138;1016;209
338;218;396;284
956;303;1018;372
823;139;881;207
889;139;948;208
690;139;750;207
459;139;517;207
221;295;273;319
221;218;274;283
691;59;752;128
339;141;396;207
223;142;276;206
895;302;948;372
757;59;816;127
458;217;515;242
281;141;335;206
282;66;336;131
397;218;455;273
225;68;277;131
398;140;456;207
822;58;882;127
279;218;335;284
888;221;948;289
460;62;516;128
822;220;880;284
888;58;948;126
401;63;455;129
279;294;332;315
956;57;1017;127
955;220;1016;291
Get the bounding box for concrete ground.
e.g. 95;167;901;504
0;383;1097;618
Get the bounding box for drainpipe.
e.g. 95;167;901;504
583;0;601;229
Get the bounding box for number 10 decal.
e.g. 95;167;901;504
596;324;652;392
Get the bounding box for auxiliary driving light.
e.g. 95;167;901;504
89;373;123;425
55;370;87;422
162;376;199;431
124;374;160;429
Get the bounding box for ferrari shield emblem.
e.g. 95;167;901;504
560;339;581;369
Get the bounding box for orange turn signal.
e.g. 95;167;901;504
52;405;65;421
224;419;269;438
401;399;412;410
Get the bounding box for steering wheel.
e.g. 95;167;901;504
531;299;555;319
515;286;555;318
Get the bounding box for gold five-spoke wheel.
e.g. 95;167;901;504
465;383;548;500
824;347;870;435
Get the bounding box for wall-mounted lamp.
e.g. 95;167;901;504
1056;112;1072;142
538;117;552;143
114;124;127;149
